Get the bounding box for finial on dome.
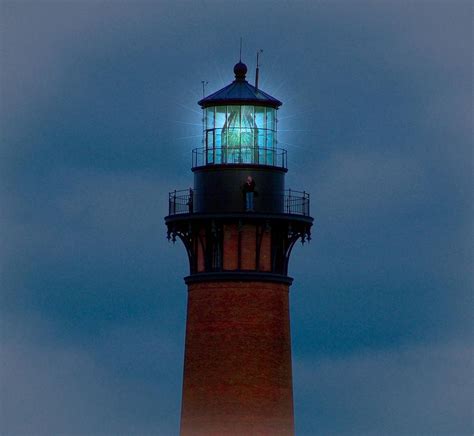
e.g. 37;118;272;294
234;61;247;81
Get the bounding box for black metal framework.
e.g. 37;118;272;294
168;189;194;215
165;214;312;277
169;189;310;217
184;272;294;285
192;146;287;169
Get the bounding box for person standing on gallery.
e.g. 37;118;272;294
243;176;256;212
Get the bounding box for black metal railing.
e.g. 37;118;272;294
168;189;195;215
285;189;310;216
168;188;310;216
192;146;287;169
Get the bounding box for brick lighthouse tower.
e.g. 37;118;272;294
165;59;312;436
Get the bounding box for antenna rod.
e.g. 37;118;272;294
255;49;263;90
239;37;242;61
201;80;208;98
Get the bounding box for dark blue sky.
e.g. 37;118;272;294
1;1;472;435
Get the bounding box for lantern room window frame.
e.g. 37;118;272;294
203;105;277;166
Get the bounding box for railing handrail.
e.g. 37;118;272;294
168;188;310;217
191;145;288;169
168;189;193;198
285;188;310;198
169;188;308;197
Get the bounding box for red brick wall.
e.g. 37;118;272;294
223;224;238;270
259;231;271;272
180;281;294;436
217;223;273;272
197;228;206;273
240;225;257;270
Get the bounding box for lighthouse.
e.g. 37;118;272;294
165;60;313;436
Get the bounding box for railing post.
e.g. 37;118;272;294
188;188;194;214
288;188;292;214
303;191;306;216
173;190;177;215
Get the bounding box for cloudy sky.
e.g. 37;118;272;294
1;1;472;435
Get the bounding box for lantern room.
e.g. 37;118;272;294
197;61;283;167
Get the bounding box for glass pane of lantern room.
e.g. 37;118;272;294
215;106;226;163
255;107;265;164
206;130;214;164
241;106;254;163
214;106;227;164
241;106;254;131
257;129;265;148
215;106;226;128
266;108;275;132
266;130;275;165
255;106;265;129
206;107;215;129
225;106;240;163
226;106;240;144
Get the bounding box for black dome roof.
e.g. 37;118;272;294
198;61;282;109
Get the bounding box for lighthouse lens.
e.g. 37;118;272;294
204;105;277;165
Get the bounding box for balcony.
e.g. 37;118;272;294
168;189;194;215
168;188;310;217
192;146;287;169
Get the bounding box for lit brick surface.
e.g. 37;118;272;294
260;231;271;272
180;281;294;436
240;225;257;270
223;224;239;270
197;228;206;272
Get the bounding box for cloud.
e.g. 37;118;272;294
294;341;474;436
310;151;426;218
0;315;183;435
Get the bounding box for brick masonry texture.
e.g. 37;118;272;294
223;224;239;270
180;281;294;436
240;225;257;270
260;231;271;272
197;228;206;272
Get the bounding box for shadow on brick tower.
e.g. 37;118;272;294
165;59;313;436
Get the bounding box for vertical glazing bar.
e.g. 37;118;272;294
239;105;242;160
274;109;277;166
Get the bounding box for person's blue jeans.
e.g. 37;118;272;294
246;192;254;211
